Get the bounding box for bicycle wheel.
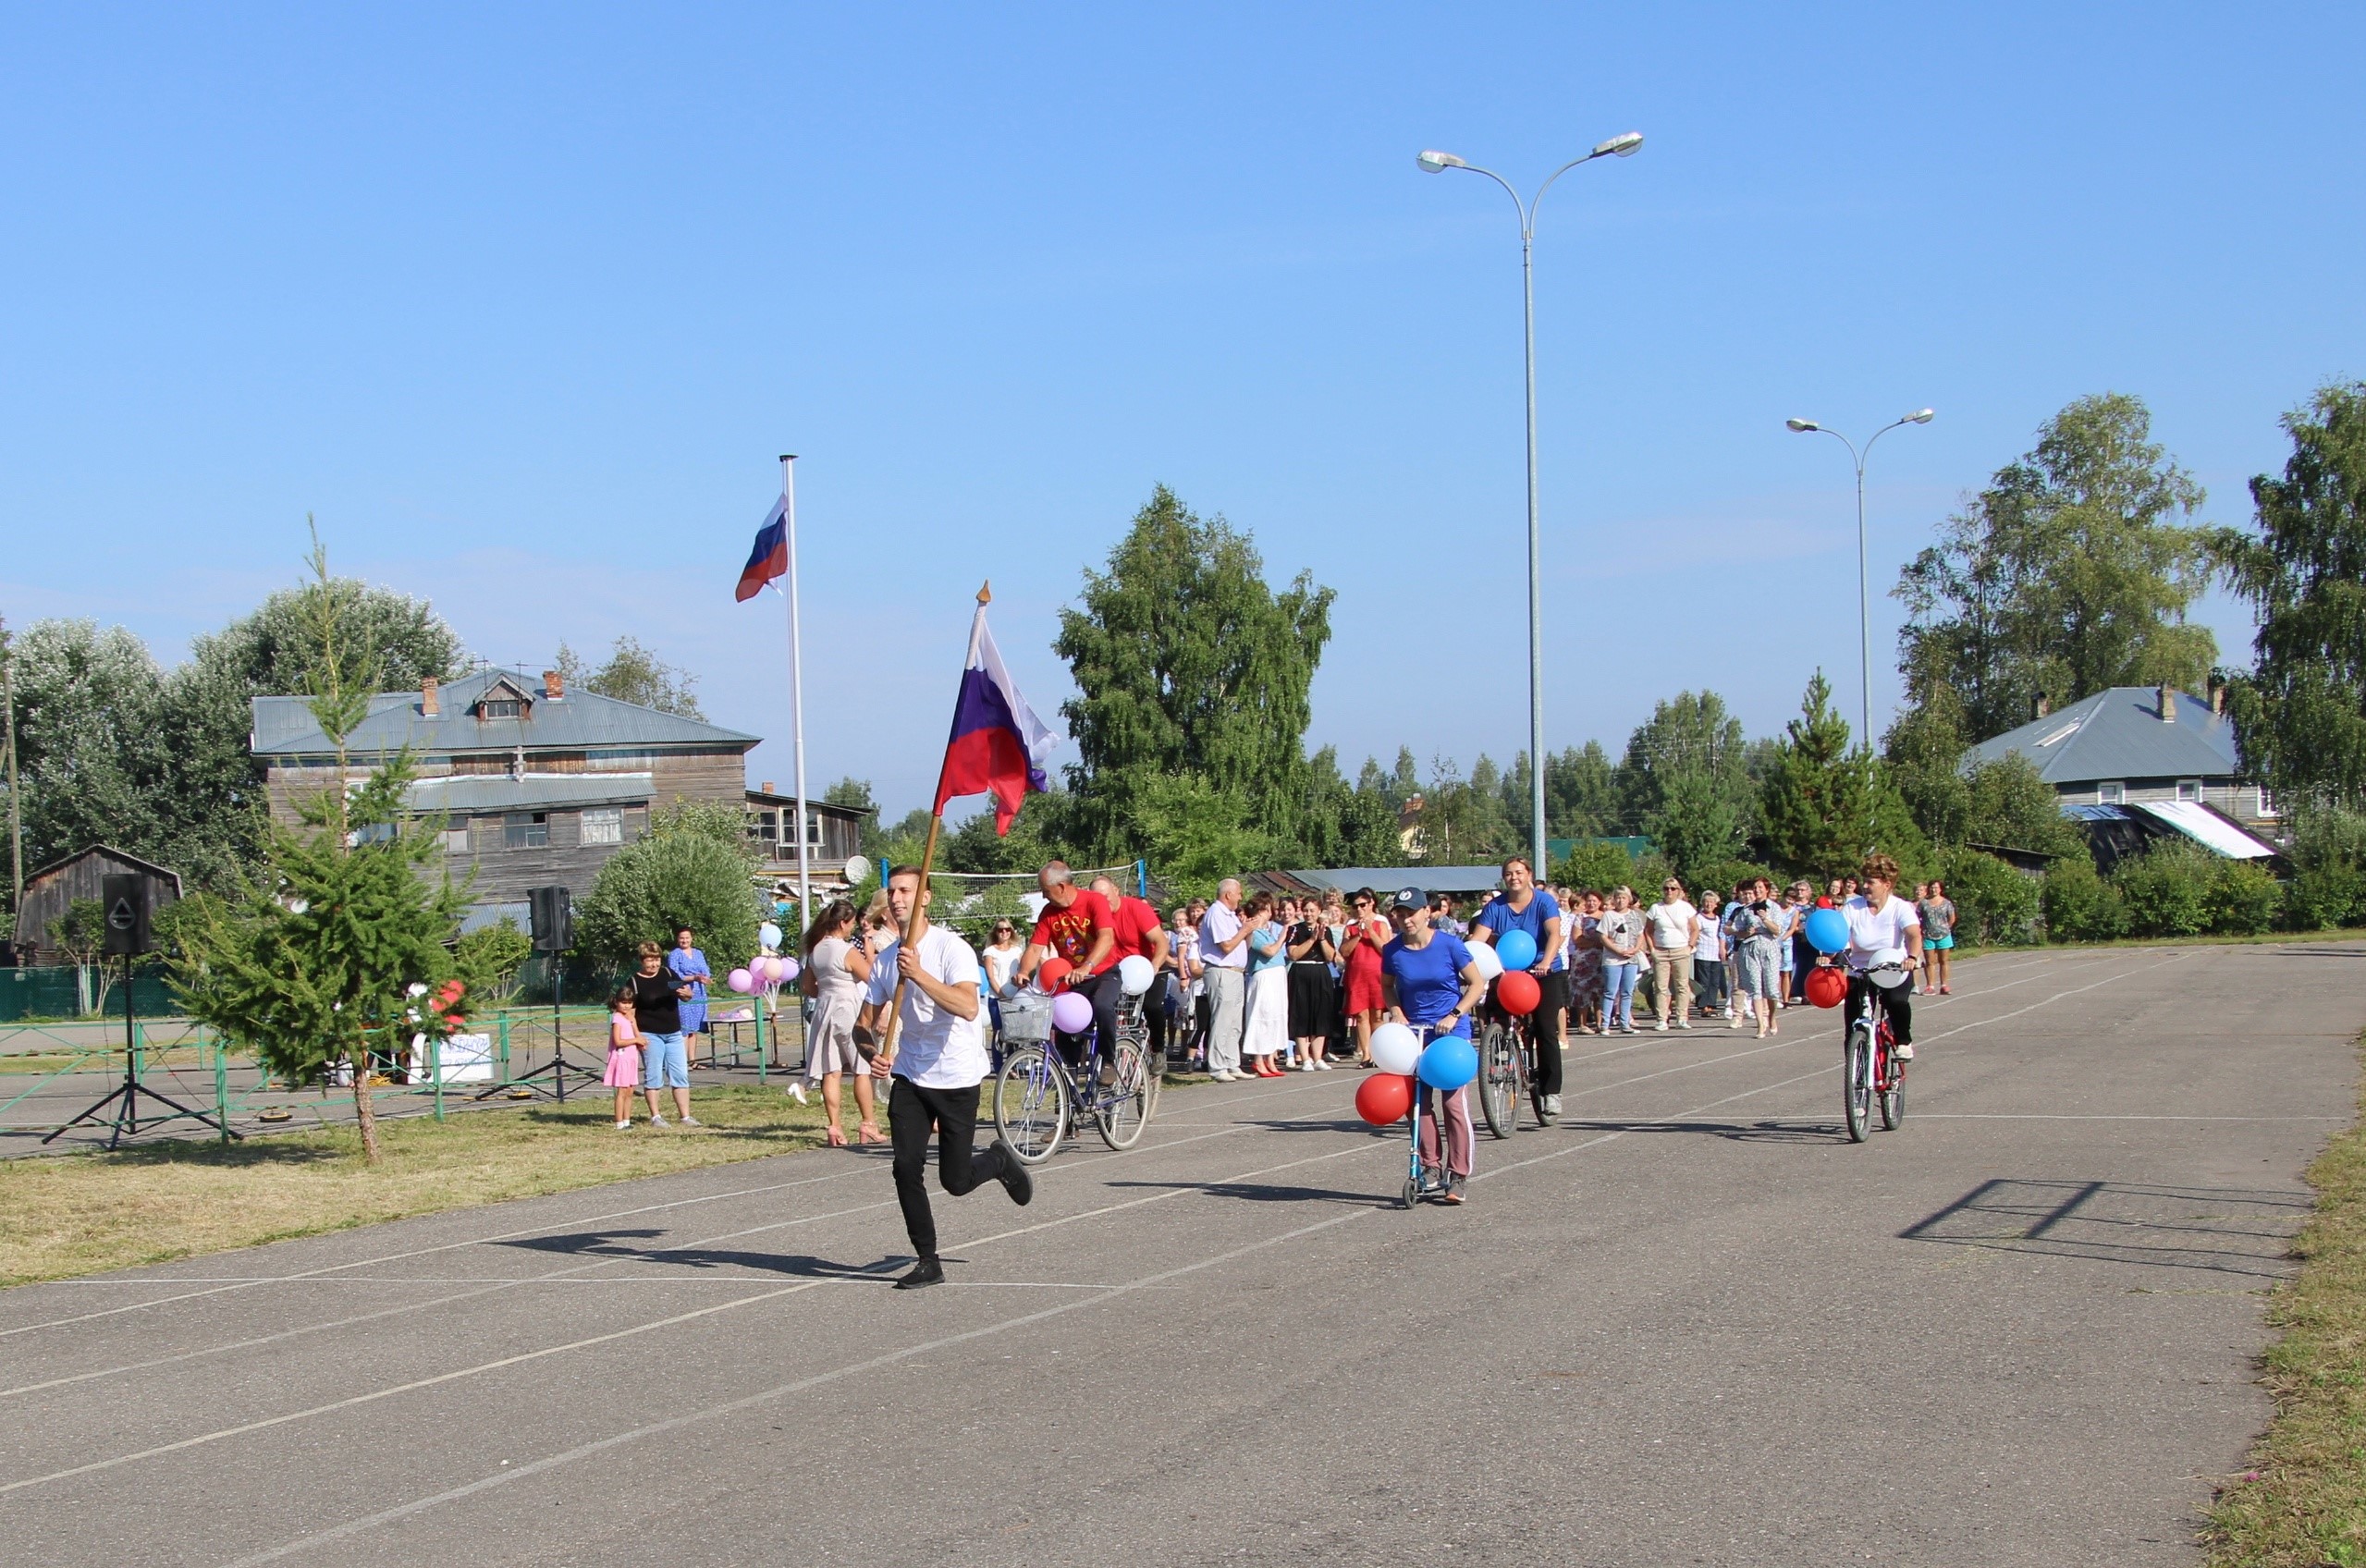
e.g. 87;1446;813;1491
1096;1042;1153;1150
992;1046;1068;1164
1880;1053;1906;1131
1843;1026;1872;1144
1476;1020;1519;1139
1525;1034;1550;1126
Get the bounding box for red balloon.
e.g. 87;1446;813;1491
1805;966;1848;1010
1495;970;1541;1016
1816;896;1833;908
1037;956;1073;991
1355;1072;1415;1127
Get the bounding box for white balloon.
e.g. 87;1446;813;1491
1466;942;1504;980
1370;1022;1423;1076
758;921;782;950
1116;954;1155;995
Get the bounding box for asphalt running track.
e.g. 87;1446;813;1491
2;942;2360;1566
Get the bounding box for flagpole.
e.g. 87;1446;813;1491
779;455;811;941
879;581;987;1065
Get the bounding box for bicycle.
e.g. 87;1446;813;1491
1472;994;1539;1140
1394;1024;1455;1208
991;995;1155;1164
1841;963;1909;1144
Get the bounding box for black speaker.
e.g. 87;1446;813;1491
528;886;573;953
101;874;153;957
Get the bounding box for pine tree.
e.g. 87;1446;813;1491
1760;672;1874;880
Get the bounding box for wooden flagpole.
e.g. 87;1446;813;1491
877;581;989;1069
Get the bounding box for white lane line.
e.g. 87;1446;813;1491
214;1207;1373;1568
1919;1114;2348;1122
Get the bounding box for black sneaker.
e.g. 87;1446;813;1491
894;1257;945;1291
1441;1177;1467;1207
992;1139;1034;1207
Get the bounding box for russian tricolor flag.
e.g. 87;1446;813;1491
935;601;1058;834
734;496;790;602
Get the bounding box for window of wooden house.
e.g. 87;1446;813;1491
441;827;471;854
582;808;623;846
2096;781;2125;805
503;812;549;850
480;698;523;719
2176;778;2202;802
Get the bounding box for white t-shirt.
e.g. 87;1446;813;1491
1646;900;1698;951
1842;894;1921;973
1198;901;1246;971
1693;913;1723;962
881;925;987;1089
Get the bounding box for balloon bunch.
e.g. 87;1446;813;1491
728;954;802;994
1353;1021;1478;1126
1802;903;1850;1007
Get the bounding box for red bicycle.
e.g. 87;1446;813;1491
1842;963;1908;1143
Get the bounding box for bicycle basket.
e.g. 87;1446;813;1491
999;993;1054;1045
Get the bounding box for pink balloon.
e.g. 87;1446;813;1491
756;956;783;985
1050;991;1094;1035
726;968;755;995
774;956;800;984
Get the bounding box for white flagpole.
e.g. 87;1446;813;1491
779;454;811;938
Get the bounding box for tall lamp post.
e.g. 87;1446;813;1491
1784;410;1935;747
1419;133;1643;881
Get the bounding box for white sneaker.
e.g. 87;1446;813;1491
615;1119;631;1130
1676;1019;1692;1030
1654;1021;1668;1033
680;1115;702;1127
647;1114;668;1127
1316;1060;1334;1071
1894;1042;1916;1060
1211;1070;1234;1082
1729;1012;1745;1029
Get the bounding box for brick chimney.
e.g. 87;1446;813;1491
761;781;775;794
2209;676;2227;717
2033;693;2050;720
2158;684;2176;723
421;676;440;717
543;669;564;700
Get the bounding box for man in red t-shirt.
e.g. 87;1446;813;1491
1092;874;1173;1061
1017;861;1119;1074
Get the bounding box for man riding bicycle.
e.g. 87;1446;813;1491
1832;852;1924;1060
1468;855;1566;1124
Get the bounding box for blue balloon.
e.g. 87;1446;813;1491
1494;930;1539;972
1805;907;1849;955
1417;1035;1478;1091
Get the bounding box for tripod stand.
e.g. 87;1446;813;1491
43;954;241;1148
478;954;581;1102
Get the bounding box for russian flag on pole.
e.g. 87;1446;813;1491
734;496;790;602
935;601;1058;834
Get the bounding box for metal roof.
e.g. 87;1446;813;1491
1962;687;2237;785
2063;801;2278;859
1267;866;1510;897
252;668;758;756
403;774;656;815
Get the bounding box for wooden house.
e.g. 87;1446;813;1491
10;846;183;964
745;784;872;892
252;669;760;928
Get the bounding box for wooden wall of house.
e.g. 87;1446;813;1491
264;746;750;828
443;804;655;907
12;851;182;961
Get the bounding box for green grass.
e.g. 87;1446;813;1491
2204;1031;2366;1566
0;1084;846;1286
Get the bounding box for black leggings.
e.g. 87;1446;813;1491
889;1076;1007;1260
1844;972;1914;1046
1053;967;1123;1073
1528;970;1568;1096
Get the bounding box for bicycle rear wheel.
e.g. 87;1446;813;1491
992;1046;1068;1164
1096;1042;1153;1150
1843;1026;1872;1144
1880;1053;1906;1131
1476;1020;1519;1139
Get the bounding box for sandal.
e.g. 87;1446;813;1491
857;1122;887;1145
825;1124;848;1147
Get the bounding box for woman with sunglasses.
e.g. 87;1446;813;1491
981;918;1024;1060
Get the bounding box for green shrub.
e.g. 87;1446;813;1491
1552;840;1637;895
455;917;533;1004
2041;851;2127;942
1937;847;2039;946
2114;840;2218;937
2206;858;2284;936
573;830;763;974
2287;864;2366;931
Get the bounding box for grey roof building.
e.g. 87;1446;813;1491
1961;682;2278;840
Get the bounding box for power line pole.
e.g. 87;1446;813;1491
1;613;21;919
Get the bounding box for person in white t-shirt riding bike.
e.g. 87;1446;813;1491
1827;852;1924;1060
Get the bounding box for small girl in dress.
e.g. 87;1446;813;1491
606;987;644;1130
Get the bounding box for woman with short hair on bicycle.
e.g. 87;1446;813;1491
1828;853;1923;1060
1380;887;1488;1206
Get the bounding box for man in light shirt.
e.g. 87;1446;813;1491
869;864;1033;1291
1644;880;1700;1031
1197;878;1251;1081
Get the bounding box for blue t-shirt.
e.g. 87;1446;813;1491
1381;931;1476;1037
1245;923;1288;974
1473;890;1564;973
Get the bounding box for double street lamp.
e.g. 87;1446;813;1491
1418;132;1643;881
1784;410;1935;748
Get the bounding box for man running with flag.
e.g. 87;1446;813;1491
869;586;1060;1290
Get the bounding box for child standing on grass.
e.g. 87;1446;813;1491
606;987;644;1130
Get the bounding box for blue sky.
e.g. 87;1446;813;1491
4;3;2361;816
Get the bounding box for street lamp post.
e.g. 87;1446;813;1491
1784;410;1935;747
1419;133;1642;882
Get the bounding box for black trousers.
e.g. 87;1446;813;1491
1528;970;1568;1096
889;1076;1006;1260
1054;966;1122;1073
1144;971;1173;1059
1844;972;1914;1046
